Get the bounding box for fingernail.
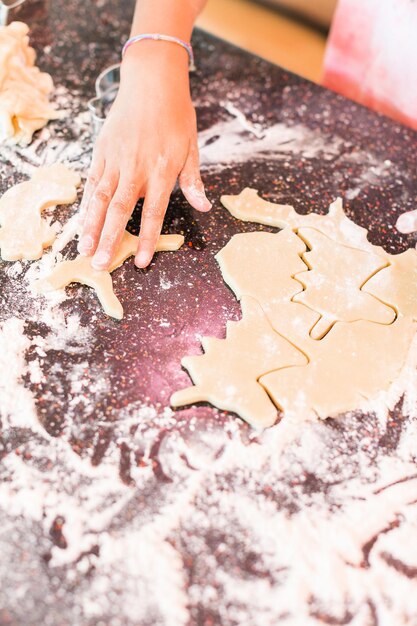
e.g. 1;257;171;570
78;235;94;255
135;251;150;268
194;189;212;212
198;188;212;212
202;197;212;211
396;213;417;234
91;251;110;270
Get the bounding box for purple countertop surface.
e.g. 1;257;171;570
1;1;417;625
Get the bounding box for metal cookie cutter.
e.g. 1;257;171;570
0;0;27;26
87;63;120;138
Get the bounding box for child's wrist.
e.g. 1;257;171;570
121;39;189;74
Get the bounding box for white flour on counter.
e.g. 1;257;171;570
1;296;417;625
222;101;266;139
198;103;405;207
199;116;344;167
0;318;43;437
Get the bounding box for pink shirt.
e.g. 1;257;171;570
322;0;417;131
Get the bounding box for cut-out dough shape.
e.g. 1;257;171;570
260;317;416;421
34;230;184;320
0;164;81;261
219;189;415;342
173;188;417;428
171;296;307;428
216;228;322;352
0;22;59;145
216;228;308;305
221;188;379;254
363;249;417;321
293;227;396;339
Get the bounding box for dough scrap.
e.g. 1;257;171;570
0;164;81;261
34;231;184;320
173;189;417;427
0;22;59;145
293;227;395;339
171;296;307;428
260;317;416;420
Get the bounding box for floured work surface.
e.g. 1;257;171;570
1;2;417;625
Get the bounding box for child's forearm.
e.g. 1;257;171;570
78;0;210;271
130;0;208;40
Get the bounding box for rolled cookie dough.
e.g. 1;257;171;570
260;317;416;420
220;188;377;254
363;249;417;320
0;164;81;261
217;228;308;305
171;295;307;428
35;230;184;320
293;227;395;339
172;190;417;427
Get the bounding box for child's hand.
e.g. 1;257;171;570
78;44;211;270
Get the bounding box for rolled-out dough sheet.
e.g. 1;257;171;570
0;164;81;261
171;296;307;428
363;249;417;320
294;227;395;339
172;189;417;428
221;188;380;254
216;228;308;305
260;317;416;420
35;231;184;320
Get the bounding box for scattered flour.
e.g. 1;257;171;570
198;104;404;204
199;116;345;167
0;318;43;437
222;101;265;139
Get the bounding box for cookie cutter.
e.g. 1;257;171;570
87;63;120;138
0;0;26;25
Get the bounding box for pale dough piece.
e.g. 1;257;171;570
171;296;307;429
216;228;322;353
35;256;123;320
173;187;417;427
293;228;396;339
0;22;59;145
221;188;381;254
216;228;308;305
0;164;81;261
253;299;321;358
34;231;185;320
260;317;416;420
363;249;417;320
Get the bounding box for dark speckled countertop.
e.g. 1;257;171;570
1;1;417;625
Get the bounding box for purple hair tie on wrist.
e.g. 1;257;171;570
122;33;195;70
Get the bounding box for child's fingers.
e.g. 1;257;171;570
91;178;141;270
179;139;211;212
78;167;119;256
135;177;176;269
79;151;105;223
396;209;417;234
